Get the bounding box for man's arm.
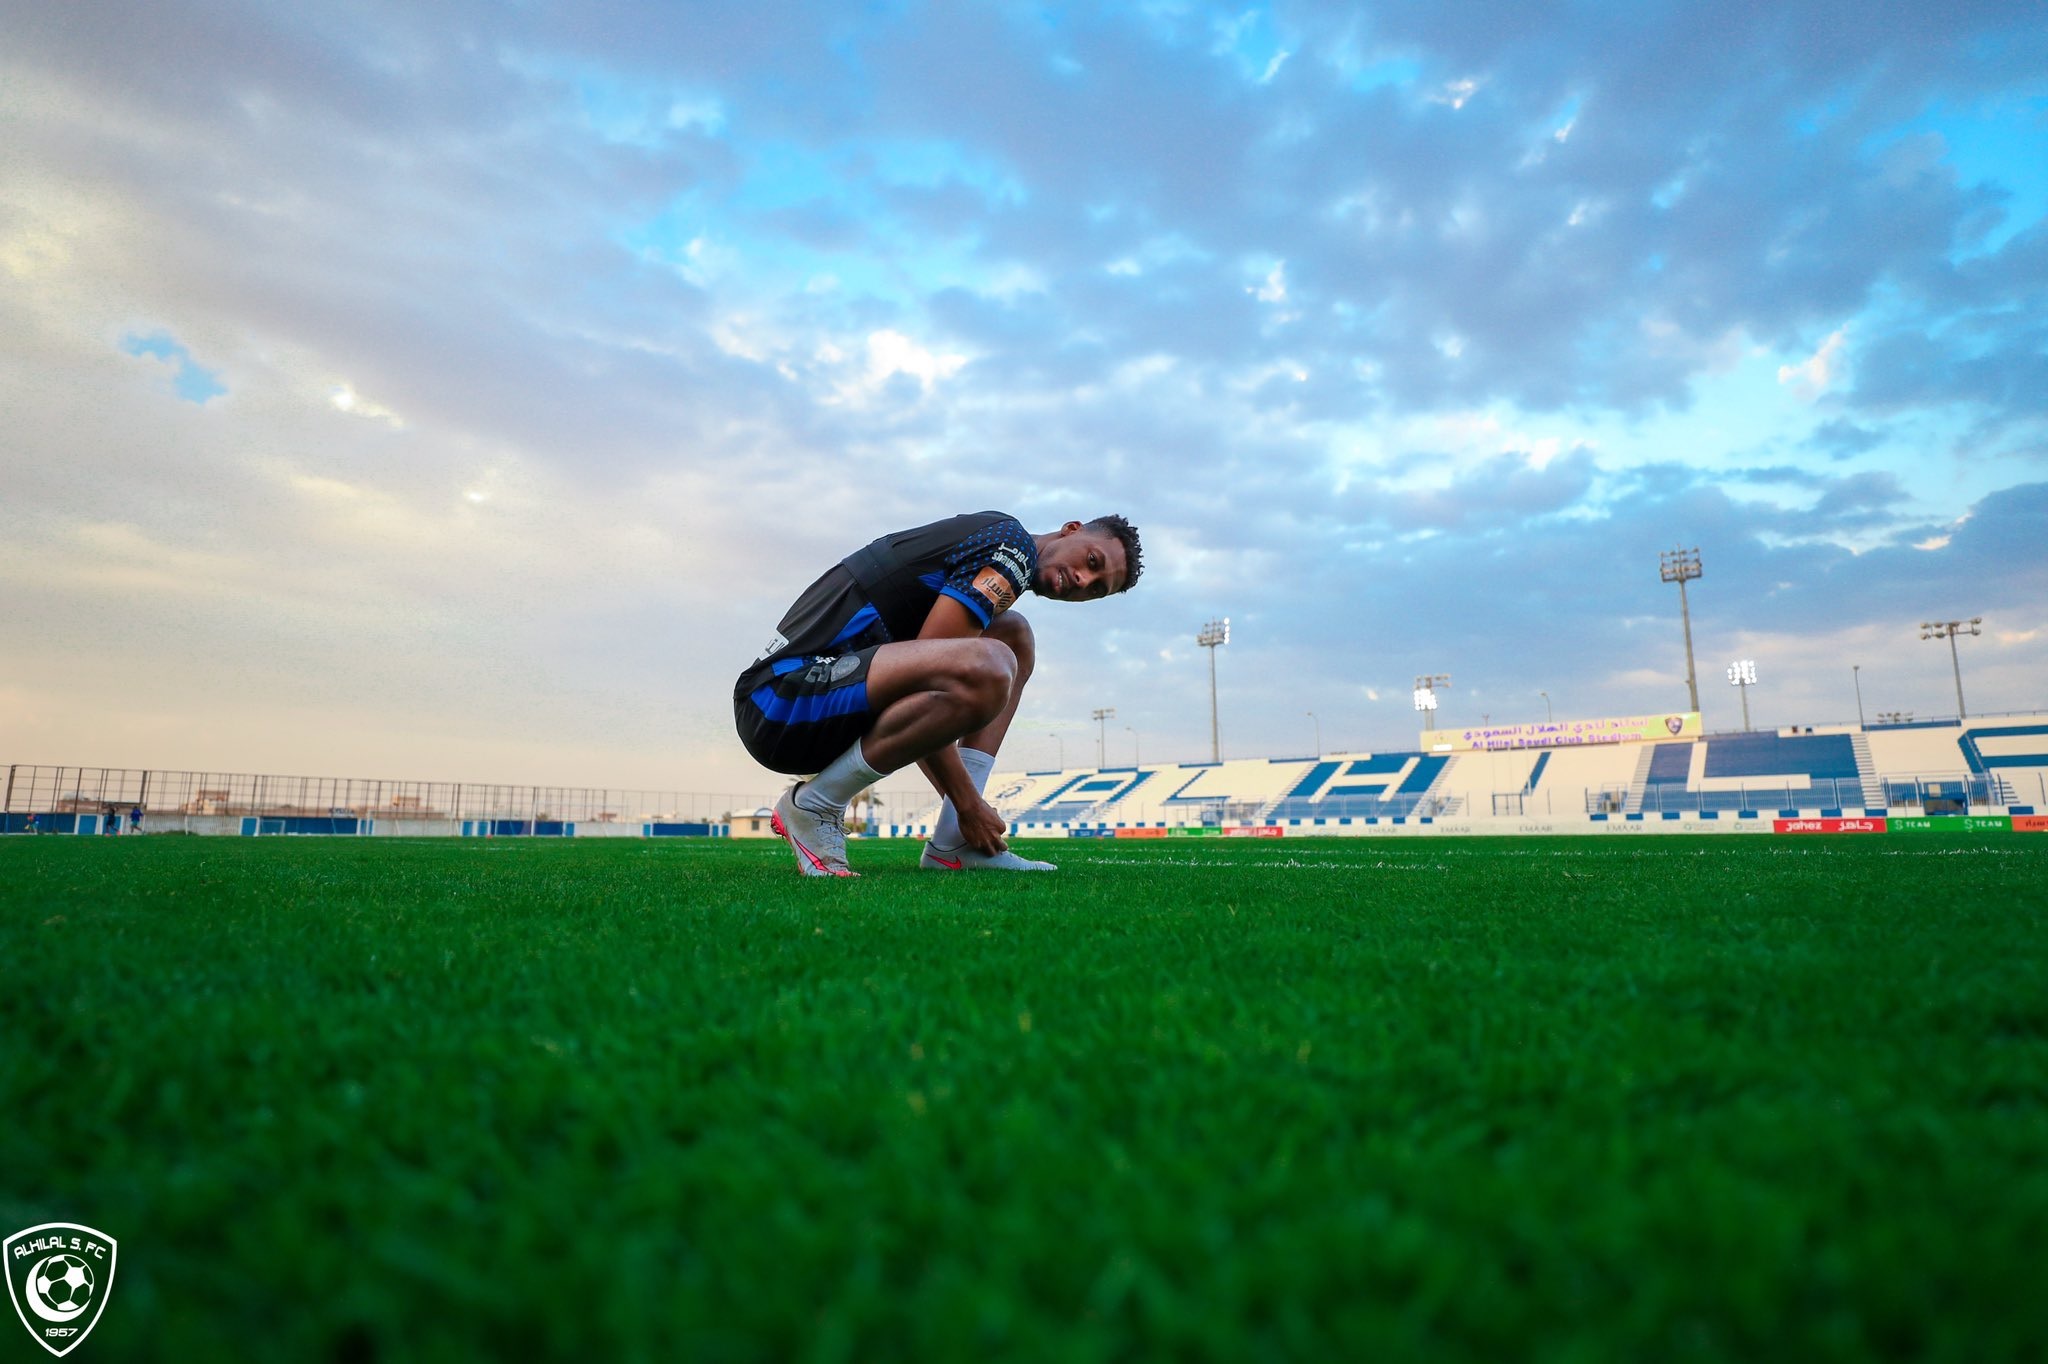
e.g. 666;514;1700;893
912;593;1009;852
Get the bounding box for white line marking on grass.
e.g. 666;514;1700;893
1074;855;1447;870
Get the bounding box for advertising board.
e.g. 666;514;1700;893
1420;713;1702;752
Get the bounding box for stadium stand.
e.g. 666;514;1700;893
9;716;2048;839
969;715;2048;833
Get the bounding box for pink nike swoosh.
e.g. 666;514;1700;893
929;853;963;869
774;810;853;876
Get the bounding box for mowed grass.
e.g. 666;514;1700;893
4;833;2046;1364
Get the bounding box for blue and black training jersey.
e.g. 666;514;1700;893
749;511;1039;667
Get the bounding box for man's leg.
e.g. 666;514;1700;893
958;610;1034;760
915;612;1034;806
918;614;1056;872
858;636;1020;772
774;636;1018;875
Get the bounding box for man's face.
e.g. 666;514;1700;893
1035;523;1128;601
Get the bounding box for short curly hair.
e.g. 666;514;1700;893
1087;514;1143;592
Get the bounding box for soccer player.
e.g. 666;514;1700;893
735;511;1142;877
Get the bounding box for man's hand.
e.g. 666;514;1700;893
955;793;1010;854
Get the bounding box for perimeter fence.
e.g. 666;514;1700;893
1;765;776;826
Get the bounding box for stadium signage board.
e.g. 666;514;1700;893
1221;826;1284;838
1889;815;2013;834
1419;712;1702;752
6;1224;116;1357
2016;815;2048;833
1773;818;1887;834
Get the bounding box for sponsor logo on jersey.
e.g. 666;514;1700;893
990;544;1030;582
971;566;1017;614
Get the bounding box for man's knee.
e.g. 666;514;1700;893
963;638;1017;719
986;611;1035;681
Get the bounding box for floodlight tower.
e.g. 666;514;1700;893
1727;659;1757;733
1197;618;1229;761
1414;674;1451;722
1659;546;1704;715
1919;617;1982;719
1091;707;1116;767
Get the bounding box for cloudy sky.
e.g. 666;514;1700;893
4;0;2045;801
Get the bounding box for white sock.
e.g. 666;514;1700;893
798;739;884;813
931;747;997;847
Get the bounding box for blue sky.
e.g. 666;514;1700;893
2;0;2044;796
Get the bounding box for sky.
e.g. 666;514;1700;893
3;0;2045;803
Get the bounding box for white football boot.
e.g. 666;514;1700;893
772;785;856;878
920;841;1057;872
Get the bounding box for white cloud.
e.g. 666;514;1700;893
329;384;404;427
1431;77;1481;110
1776;327;1849;398
814;330;969;406
867;330;966;388
1249;260;1287;304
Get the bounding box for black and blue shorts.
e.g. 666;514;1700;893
733;646;882;775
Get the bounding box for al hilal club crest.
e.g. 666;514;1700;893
7;1225;116;1357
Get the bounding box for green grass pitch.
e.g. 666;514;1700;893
4;833;2046;1363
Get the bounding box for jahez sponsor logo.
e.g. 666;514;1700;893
1774;818;1887;834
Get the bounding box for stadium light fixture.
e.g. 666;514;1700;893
1091;707;1116;767
1306;711;1321;758
1539;690;1552;722
1126;725;1140;766
1197;619;1229;762
1414;674;1451;716
1919;617;1982;719
1853;664;1865;728
1877;710;1913;725
1727;659;1757;733
1659;547;1704;715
